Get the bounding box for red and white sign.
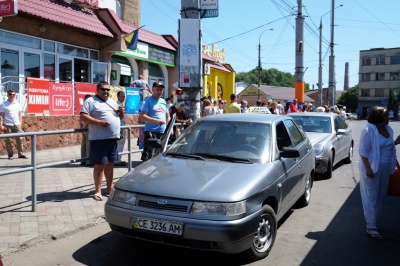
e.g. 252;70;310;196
27;78;50;115
49;82;73;115
0;0;18;17
75;83;96;114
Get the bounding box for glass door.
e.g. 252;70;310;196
1;48;20;92
57;56;73;83
24;51;41;79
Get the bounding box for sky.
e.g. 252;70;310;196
141;0;400;91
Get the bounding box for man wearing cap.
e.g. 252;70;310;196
224;94;241;113
140;81;170;161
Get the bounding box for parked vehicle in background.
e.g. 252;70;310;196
288;112;353;179
346;113;359;120
105;114;315;260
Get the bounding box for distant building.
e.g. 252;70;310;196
358;47;400;118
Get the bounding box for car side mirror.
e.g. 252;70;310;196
280;147;300;158
337;129;346;135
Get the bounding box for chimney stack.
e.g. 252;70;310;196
344;62;349;90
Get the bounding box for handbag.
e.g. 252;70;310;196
388;160;400;196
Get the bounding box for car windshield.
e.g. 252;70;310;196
166;120;271;163
292;116;332;133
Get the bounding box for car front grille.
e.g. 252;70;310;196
137;200;188;213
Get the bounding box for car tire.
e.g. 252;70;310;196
246;205;277;260
296;171;313;207
321;153;333;179
344;144;353;164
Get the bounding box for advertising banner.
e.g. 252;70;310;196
0;0;18;17
179;19;201;88
75;83;96;114
27;78;50;115
125;87;141;114
49;82;73;115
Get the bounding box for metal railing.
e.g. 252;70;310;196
0;124;144;212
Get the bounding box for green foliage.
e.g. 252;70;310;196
388;88;397;112
337;85;358;112
235;68;310;92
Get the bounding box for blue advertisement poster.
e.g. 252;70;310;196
125;87;141;114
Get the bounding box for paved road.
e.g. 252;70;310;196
2;120;400;265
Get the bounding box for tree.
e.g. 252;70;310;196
388;88;397;113
337;85;358;112
236;68;310;91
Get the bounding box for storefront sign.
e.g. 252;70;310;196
27;78;50;115
124;42;148;59
75;83;96;114
148;47;175;66
0;0;18;17
179;19;201;88
125;87;141;114
203;44;225;63
49;82;73;115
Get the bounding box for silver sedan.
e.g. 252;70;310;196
288;112;353;179
105;114;315;260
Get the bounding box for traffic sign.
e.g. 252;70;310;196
200;0;218;18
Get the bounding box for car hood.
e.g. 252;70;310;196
115;156;279;202
305;132;332;144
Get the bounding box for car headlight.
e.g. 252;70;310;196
112;189;137;205
313;144;324;156
190;201;246;216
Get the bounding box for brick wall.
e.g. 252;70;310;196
0;115;140;156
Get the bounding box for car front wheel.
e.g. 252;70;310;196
246;205;277;260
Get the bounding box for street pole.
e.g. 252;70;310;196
257;29;273;101
295;0;305;104
318;19;323;106
328;0;336;106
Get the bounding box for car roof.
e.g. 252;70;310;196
199;113;289;123
287;112;338;118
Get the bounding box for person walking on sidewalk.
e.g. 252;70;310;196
0;89;28;160
140;81;170;161
80;81;124;201
115;90;127;166
359;106;400;239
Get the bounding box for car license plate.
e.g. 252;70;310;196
133;217;183;236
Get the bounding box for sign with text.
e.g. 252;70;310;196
27;78;50;115
75;83;96;114
125;87;141;114
0;0;18;17
49;82;73;115
179;19;201;88
200;0;218;18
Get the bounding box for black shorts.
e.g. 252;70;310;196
90;139;118;165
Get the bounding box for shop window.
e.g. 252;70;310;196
1;48;19;91
59;58;72;82
57;43;88;58
92;62;108;83
44;41;55;52
90;50;99;60
75;59;89;83
149;62;162;77
0;30;41;49
44;54;55;80
24;52;40;78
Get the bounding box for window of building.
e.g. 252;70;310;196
375;88;385;97
24;52;40;79
390;56;400;64
0;31;41;49
361;73;370;81
57;43;89;58
375;72;385;81
44;53;55;80
44;41;55;52
390;72;400;80
376;56;385;65
362;58;371;66
361;89;370;97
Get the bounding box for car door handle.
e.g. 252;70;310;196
277;183;282;189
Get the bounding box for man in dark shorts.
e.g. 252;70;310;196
80;81;124;201
140;81;170;161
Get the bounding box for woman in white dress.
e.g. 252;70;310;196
201;99;215;116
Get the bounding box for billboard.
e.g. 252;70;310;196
49;82;73;115
125;87;141;114
27;78;50;115
75;83;96;114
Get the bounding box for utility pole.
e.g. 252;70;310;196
318;19;323;106
328;0;336;106
257;29;273;101
295;0;305;104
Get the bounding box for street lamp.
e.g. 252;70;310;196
257;28;273;101
318;3;343;107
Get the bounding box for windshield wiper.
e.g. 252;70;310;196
165;152;205;160
195;153;253;164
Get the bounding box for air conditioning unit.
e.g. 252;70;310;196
204;64;211;75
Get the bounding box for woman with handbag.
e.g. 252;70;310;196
359;106;400;239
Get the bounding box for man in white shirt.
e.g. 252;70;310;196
0;90;28;160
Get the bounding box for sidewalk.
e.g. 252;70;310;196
0;144;142;256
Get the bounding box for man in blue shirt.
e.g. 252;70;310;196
140;81;170;161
